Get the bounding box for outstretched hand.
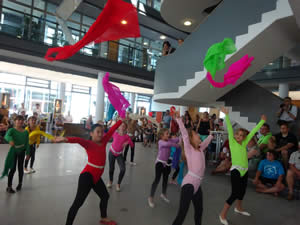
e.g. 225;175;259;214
53;136;67;143
220;107;229;115
261;114;267;121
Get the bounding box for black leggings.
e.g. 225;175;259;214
172;166;180;180
108;151;126;184
24;144;36;169
172;184;203;225
124;139;135;162
150;162;171;197
226;169;248;205
66;172;109;225
8;151;25;187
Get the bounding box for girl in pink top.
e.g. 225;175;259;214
107;122;134;191
172;115;213;225
148;128;180;208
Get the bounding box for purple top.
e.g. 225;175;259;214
156;137;180;165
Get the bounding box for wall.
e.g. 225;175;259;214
154;0;278;95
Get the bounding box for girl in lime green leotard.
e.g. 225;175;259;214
219;107;266;225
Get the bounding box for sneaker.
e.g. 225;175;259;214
6;187;16;194
219;215;228;225
287;193;294;201
148;197;155;208
160;194;170;203
116;184;121;192
30;168;36;173
107;182;112;188
16;184;22;192
24;168;30;174
234;208;251;216
130;162;137;166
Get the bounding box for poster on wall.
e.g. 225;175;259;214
0;93;10;109
54;99;62;114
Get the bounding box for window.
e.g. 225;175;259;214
34;0;45;10
199;107;210;113
46;3;56;14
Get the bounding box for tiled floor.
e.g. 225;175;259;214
0;143;299;225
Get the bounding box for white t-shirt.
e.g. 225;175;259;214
289;151;300;170
280;105;297;122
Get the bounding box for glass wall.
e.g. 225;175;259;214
0;0;174;71
0;72;152;123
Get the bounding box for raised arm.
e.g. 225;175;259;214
200;134;214;150
224;114;234;142
244;115;266;145
176;117;189;144
102;120;122;144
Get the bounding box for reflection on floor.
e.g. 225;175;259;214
0;143;299;225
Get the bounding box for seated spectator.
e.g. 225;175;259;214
277;97;297;125
211;139;231;175
286;144;300;200
274;122;298;170
247;137;261;171
253;150;285;196
257;123;272;154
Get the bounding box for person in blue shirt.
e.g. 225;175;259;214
253;150;285;196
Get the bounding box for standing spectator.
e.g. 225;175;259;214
210;114;217;131
257;124;272;154
85;115;93;130
178;38;184;46
54;114;64;136
274;122;298;170
277;97;297;125
18;103;26;115
163;110;172;129
162;41;175;56
253;151;285;196
64;111;73;123
193;114;200;130
286;144;300;200
196;112;211;141
143;123;153;147
183;111;193;129
33;103;42;116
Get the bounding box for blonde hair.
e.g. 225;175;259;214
234;128;249;137
158;128;169;140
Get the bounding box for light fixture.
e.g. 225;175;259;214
160;35;166;40
183;20;192;26
143;42;148;45
104;52;108;55
121;20;127;25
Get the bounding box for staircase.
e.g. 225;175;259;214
153;0;300;106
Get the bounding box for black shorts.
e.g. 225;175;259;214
259;176;277;186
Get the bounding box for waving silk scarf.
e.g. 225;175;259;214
102;73;130;119
206;55;254;88
203;38;236;79
45;0;140;61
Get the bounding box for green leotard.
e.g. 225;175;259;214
1;128;30;178
225;115;265;177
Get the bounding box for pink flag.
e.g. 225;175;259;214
102;73;130;118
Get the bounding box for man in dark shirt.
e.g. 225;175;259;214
274;122;298;170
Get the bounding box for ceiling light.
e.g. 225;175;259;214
160;35;166;40
104;53;108;55
121;20;127;25
143;42;148;45
183;20;192;26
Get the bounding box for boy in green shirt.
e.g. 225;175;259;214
219;107;266;225
1;115;30;193
257;123;272;154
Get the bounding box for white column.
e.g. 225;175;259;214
96;72;105;121
59;82;66;114
180;106;188;116
279;83;289;98
130;93;136;113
